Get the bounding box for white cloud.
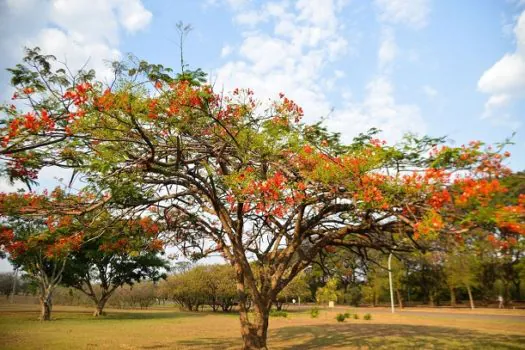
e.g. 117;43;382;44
478;54;525;95
378;27;397;71
221;44;234;58
215;0;351;122
423;85;438;97
115;0;152;32
214;0;425;145
0;0;152;192
478;10;525;126
327;77;426;143
374;0;431;28
0;0;152;91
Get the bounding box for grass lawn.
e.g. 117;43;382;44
1;304;525;349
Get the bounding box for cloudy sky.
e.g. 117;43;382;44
0;0;524;269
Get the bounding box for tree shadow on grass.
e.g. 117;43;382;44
101;311;203;321
172;337;242;350
45;310;203;322
271;323;525;349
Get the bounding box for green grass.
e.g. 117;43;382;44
1;304;525;349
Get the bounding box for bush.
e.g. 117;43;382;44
269;309;288;318
310;307;320;318
344;312;351;318
336;313;346;322
364;313;372;320
353;313;359;319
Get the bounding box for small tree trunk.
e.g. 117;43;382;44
93;298;108;317
429;294;435;307
39;292;53;321
450;286;456;307
466;285;475;309
395;289;404;309
503;282;511;308
275;301;283;311
514;280;521;301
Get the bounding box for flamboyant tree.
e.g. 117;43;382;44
1;48;524;348
0;198;84;320
60;215;168;316
0;188;165;319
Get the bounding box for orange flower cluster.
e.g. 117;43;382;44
45;232;83;258
138;217;160;236
454;178;507;206
100;238;129;253
2;110;55;147
273;93;304;124
63;82;92;106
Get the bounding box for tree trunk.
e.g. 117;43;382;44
514;280;521;301
93;298;108;317
275;301;283;311
239;301;270;350
429;294;435;307
466;285;475;309
395;289;404;309
449;286;456;307
39;294;52;321
503;282;511;308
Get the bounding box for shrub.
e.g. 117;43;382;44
310;307;320;318
270;309;288;318
336;313;346;322
344;312;351;318
364;313;372;320
353;313;359;319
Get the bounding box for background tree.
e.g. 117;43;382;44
205;264;237;312
0;272;19;299
60;215;168;316
0;215;83;320
316;278;340;305
445;248;480;309
274;272;310;310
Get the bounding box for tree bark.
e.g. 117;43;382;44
514;280;521;301
39;293;52;321
503;282;511;308
466;285;475;309
395;289;404;309
93;298;108;317
429;294;435;307
449;286;456;307
239;301;270;350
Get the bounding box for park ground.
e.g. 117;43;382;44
1;304;525;349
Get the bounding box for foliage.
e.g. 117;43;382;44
364;313;372;320
343;286;363;306
160;264;237;312
310;307;320;318
336;313;346;322
269;310;288;318
0;213;85;320
316;278;340;304
274;272;310;310
60;213;168;316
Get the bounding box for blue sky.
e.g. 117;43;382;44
0;0;524;270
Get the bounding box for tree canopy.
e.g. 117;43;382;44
1;47;524;349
